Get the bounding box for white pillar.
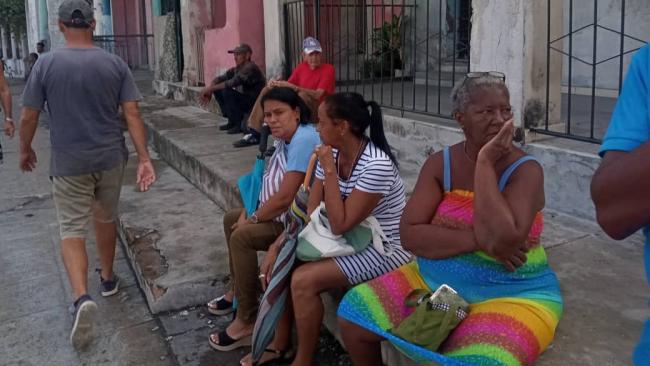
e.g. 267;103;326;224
470;0;526;126
22;33;29;58
26;0;36;52
264;0;287;79
9;31;23;77
0;27;8;60
10;32;18;59
469;1;558;133
47;0;66;49
94;0;104;36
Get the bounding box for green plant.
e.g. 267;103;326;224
361;14;403;78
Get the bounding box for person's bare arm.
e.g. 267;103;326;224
272;80;325;101
198;69;233;104
293;85;325;100
313;145;383;235
19;107;40;171
253;171;305;222
321;176;382;235
591;145;650;240
307;178;324;215
400;153;479;258
0;66;14;137
122;101;156;191
473;122;543;271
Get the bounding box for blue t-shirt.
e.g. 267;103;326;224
599;44;650;365
599;44;650;267
285;124;321;172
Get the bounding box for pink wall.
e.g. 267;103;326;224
203;0;266;81
145;0;154;34
212;0;227;28
112;0;141;36
111;0;150;68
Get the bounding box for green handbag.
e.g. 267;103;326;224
390;284;470;352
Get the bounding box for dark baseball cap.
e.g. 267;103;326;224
227;43;253;54
59;0;94;25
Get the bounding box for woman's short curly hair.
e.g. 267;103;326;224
451;75;509;114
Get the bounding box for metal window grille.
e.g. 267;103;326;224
283;0;472;121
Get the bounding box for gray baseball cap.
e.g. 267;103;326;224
227;43;253;54
59;0;94;24
303;37;322;54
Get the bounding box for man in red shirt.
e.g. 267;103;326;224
236;37;335;148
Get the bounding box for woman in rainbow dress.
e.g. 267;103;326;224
337;72;563;366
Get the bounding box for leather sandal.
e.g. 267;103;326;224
254;348;295;365
206;295;234;316
208;329;252;352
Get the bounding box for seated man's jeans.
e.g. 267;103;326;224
213;88;257;136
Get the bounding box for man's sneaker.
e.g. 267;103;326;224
233;134;260;148
70;294;97;349
100;274;120;297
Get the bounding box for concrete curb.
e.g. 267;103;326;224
116;150;230;314
145;122;243;211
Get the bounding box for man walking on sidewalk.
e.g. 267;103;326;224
19;0;156;349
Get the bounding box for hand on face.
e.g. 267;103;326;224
477;119;514;164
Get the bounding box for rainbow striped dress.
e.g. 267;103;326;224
338;148;563;366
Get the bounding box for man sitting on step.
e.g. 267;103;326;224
199;43;266;142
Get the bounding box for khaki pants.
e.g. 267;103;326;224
247;85;321;132
223;208;284;323
52;162;125;239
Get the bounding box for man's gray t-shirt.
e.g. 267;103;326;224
22;47;141;176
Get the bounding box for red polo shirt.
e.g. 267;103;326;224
288;62;336;102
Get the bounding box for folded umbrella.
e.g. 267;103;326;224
238;125;271;216
251;154;317;364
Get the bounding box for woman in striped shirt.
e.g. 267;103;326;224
207;87;321;352
288;92;411;365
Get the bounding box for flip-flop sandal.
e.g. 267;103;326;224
208;330;252;352
254;348;295;365
206;295;234;316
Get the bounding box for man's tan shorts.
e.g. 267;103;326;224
52;162;125;239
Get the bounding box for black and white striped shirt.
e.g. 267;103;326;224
315;141;406;248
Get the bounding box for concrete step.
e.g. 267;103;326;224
141;97;257;211
117;143;232;314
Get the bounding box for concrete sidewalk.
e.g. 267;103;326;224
120;89;649;365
